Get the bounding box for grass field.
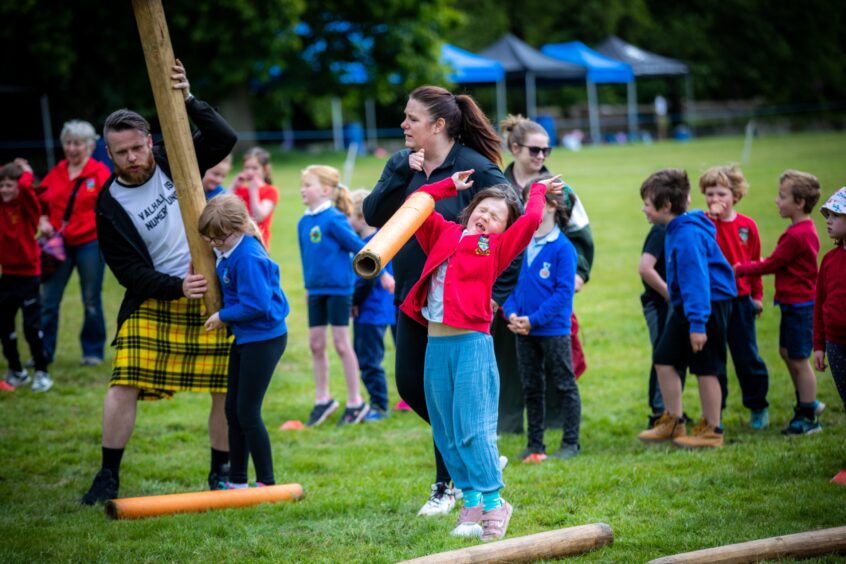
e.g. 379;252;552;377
2;131;846;563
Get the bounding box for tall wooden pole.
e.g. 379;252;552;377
131;0;222;314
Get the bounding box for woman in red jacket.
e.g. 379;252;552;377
38;120;111;367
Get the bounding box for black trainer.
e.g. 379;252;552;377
81;469;119;505
306;399;340;427
336;403;370;427
208;463;230;491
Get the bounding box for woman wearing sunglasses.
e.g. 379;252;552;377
497;114;594;434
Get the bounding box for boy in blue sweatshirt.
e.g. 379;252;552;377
637;169;736;448
504;181;579;462
349;189;397;421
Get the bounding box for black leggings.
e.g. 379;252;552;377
395;311;451;484
226;333;287;485
0;275;47;372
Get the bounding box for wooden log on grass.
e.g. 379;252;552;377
648;525;846;563
131;0;222;314
400;523;613;563
353;191;435;279
105;483;305;520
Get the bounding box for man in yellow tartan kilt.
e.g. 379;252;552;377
81;61;237;505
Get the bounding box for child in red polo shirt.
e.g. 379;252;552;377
401;169;561;542
0;160;50;391
735;170;822;435
700;165;770;429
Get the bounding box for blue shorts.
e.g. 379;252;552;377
779;303;813;360
307;294;351;327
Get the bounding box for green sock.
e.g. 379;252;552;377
463;490;481;507
482;490;502;511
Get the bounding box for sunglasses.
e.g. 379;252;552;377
519;144;552;158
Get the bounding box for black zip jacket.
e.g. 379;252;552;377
95;97;237;338
363;143;522;306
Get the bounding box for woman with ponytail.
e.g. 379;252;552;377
363;86;520;517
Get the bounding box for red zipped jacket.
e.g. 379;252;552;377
400;177;545;334
39;158;111;247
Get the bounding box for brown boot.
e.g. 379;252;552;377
673;419;724;449
638;411;685;443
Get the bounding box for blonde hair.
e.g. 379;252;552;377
243;147;272;184
349;189;370;218
699;165;748;203
198;194;263;246
499;114;547;151
780;170;821;213
302;164;353;217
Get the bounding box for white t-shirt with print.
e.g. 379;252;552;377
109;165;191;278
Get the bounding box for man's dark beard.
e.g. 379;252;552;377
115;152;155;185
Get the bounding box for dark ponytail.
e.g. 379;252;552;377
409;86;502;167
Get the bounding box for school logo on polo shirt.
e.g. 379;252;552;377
222;266;231;285
539;262;551;279
310;226;322;243
86;178;96;191
476;235;490;255
738;227;749;243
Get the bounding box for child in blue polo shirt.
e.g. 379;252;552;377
349;189;398;421
298;164;369;427
199;195;290;488
503;180;579;463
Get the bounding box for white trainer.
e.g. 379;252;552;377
31;371;53;392
5;369;30;387
417;482;455;516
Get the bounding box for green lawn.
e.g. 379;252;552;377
2;131;846;563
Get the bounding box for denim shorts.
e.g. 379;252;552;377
307;294;352;327
779;303;814;359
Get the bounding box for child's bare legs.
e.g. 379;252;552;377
697;376;721;427
780;347;817;403
331;325;363;405
656;364;683;416
309;326;331;402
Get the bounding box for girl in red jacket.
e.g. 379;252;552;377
400;169;561;542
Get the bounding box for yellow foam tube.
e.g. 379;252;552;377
105;483;305;520
353;192;435;279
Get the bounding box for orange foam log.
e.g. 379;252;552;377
353;192;435;279
105;483;305;520
400;523;614;563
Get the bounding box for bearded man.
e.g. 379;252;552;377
82;60;237;504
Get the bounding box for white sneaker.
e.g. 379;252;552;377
417;482;455;516
5;369;30;387
31;371;53;392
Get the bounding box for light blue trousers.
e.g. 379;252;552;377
424;332;503;493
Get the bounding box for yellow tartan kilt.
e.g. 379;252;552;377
111;297;231;400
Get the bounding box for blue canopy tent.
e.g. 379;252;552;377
542;41;635;142
441;43;507;121
481;34;586;123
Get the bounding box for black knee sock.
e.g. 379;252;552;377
102;447;124;480
211;448;229;473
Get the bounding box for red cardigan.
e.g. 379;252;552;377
400;177;545;334
735;219;819;304
709;213;764;300
0;172;41;276
814;246;846;348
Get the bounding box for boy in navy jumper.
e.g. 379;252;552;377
298;164;368;426
637;169;736;449
503;182;579;462
201;195;290;488
349;189;397;421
